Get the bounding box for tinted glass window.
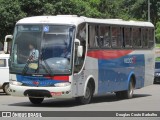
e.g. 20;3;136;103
111;27;122;47
148;29;154;48
132;28;141;47
124;28;132;48
89;25;99;48
142;28;148;47
11;25;75;75
99;26;110;48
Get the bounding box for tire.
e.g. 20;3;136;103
123;78;134;99
75;83;93;104
3;83;10;95
29;97;44;104
116;78;134;99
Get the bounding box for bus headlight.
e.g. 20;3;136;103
10;81;22;86
54;82;70;87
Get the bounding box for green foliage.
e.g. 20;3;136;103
156;44;160;48
19;0;45;16
156;22;160;43
156;57;160;61
0;0;160;43
0;0;26;42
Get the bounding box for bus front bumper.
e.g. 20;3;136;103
9;84;72;98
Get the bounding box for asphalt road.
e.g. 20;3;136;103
0;84;160;119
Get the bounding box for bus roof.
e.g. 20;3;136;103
16;15;154;27
16;15;85;26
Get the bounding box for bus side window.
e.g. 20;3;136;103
89;25;98;48
132;28;142;48
0;59;6;67
124;27;132;48
148;29;154;48
99;25;110;48
111;27;122;48
142;28;148;48
77;24;86;44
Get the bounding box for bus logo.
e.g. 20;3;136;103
124;56;136;64
33;81;39;86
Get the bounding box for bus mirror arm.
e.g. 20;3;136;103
4;35;13;53
4;42;8;53
75;38;80;46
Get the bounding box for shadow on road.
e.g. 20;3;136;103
153;83;160;85
8;93;151;108
91;93;151;104
0;91;8;96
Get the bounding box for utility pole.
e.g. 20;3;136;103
148;0;150;22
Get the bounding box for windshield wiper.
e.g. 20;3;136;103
41;51;54;76
22;52;36;75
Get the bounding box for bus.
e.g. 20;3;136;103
8;15;155;104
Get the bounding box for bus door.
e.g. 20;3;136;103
72;23;87;96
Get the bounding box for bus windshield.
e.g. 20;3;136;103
10;25;75;75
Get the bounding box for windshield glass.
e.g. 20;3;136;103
10;25;75;75
155;62;160;69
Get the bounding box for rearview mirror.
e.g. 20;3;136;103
4;35;13;53
75;39;83;57
77;46;83;57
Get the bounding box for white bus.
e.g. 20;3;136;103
8;15;155;104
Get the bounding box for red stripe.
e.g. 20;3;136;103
87;50;133;60
46;76;69;81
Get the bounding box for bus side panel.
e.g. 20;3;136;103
87;50;146;94
97;54;145;93
130;50;155;87
72;56;99;97
140;49;155;86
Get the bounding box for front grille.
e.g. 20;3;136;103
24;89;52;97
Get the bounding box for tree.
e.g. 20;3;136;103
19;0;46;16
0;0;26;42
0;0;160;44
120;0;160;24
19;0;101;17
97;0;122;18
156;22;160;43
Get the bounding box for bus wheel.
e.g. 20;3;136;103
123;78;134;99
29;97;44;104
116;78;134;99
3;83;10;95
76;83;93;104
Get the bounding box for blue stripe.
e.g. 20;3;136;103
16;75;63;87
